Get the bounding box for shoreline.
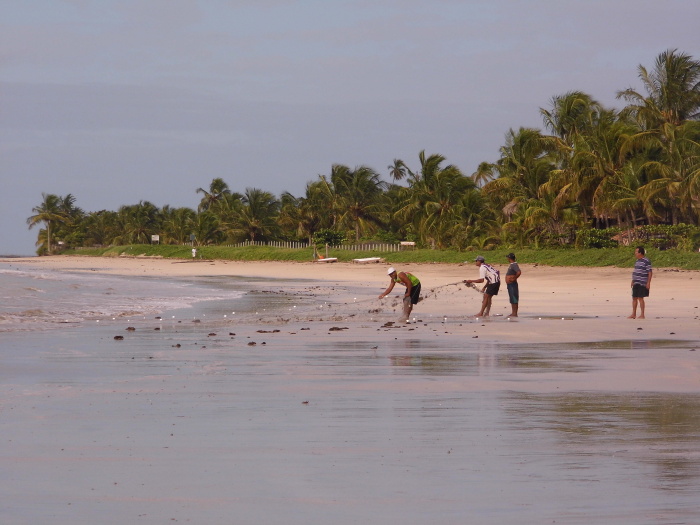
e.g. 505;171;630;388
3;254;699;345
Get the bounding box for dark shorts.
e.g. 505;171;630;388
485;281;500;296
632;283;649;298
408;283;421;304
507;282;519;304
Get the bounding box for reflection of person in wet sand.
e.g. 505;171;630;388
629;246;652;319
464;255;500;317
379;267;421;323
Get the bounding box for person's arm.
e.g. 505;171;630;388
506;266;522;283
646;269;653;289
467;265;487;285
378;279;396;298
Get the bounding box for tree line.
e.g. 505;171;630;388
28;50;700;255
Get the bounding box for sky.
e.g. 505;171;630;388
1;0;698;255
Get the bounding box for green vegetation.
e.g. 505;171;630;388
64;244;700;270
28;50;700;259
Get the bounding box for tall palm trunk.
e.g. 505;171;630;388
46;221;52;255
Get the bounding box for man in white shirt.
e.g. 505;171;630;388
464;255;500;317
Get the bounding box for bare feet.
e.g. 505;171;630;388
638;315;645;319
628;315;636;319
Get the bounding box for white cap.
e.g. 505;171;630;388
387;267;396;275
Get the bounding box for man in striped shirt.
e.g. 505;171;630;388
465;255;500;317
629;246;652;319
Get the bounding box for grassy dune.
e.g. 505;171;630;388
65;245;700;270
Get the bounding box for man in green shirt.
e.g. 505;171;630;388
379;267;421;323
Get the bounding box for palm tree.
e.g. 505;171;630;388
627;121;700;224
333;165;386;241
593;162;644;231
312;168;345;229
481;128;558;223
196;177;231;211
161;206;197;244
228;188;280;242
521;193;579;246
190;211;221;246
26;193;65;255
617;51;700;224
584;109;639;226
54;193;85;247
395;151;479;248
617;49;700;129
542;106;636;227
380;183;410;241
387;159;408;183
114;201;160;244
210;192;244;235
278;186;324;243
471;161;497;187
81;210;120;247
541;91;602;146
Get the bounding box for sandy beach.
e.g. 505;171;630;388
5;254;700;345
2;255;699;524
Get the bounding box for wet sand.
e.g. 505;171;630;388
2;255;700;524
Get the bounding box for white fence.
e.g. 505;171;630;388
225;240;410;252
76;240;414;252
224;240;310;249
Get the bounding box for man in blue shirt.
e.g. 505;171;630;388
505;253;522;317
629;246;652;319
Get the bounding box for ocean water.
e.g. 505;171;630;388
0;264;249;332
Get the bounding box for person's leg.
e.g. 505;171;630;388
508;283;518;316
628;297;638;319
400;296;411;322
477;294;488;316
638;297;645;319
403;284;420;322
485;282;499;316
484;294;493;316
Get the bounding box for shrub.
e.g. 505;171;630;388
575;227;620;248
313;229;345;247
